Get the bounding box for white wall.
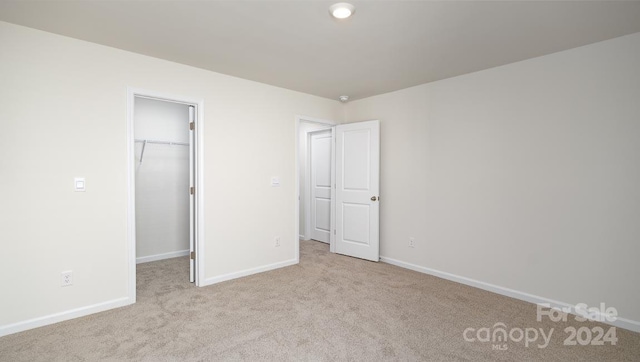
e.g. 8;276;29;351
0;21;342;333
2;18;637;335
346;33;640;324
134;97;190;261
298;121;333;239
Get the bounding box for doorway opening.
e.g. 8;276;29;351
295;116;381;263
296;116;336;260
127;88;205;303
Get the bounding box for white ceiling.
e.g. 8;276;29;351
1;1;639;101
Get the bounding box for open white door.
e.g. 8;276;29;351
310;129;332;243
334;120;380;261
188;106;196;283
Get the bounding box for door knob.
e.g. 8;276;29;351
371;196;378;201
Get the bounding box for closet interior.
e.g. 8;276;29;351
133;96;191;271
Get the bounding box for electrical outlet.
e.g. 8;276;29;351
61;271;73;287
275;236;281;247
409;237;415;248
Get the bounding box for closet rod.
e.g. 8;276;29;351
135;139;189;165
134;139;189;146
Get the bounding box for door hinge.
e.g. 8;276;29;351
189;122;195;130
190;251;195;260
334;229;336;235
190;186;195;195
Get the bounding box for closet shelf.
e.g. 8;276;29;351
135;139;189;165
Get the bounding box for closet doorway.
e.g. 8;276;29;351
127;89;204;301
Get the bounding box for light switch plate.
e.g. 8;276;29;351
74;177;86;192
271;177;280;187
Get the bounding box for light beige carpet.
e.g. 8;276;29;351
1;240;639;361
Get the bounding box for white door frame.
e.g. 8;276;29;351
126;87;206;302
295;115;337;262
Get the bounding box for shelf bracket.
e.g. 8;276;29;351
139;140;147;165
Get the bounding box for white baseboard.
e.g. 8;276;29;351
380;256;640;333
0;297;132;337
136;249;189;264
200;259;298;287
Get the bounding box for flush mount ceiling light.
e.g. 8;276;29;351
339;95;349;103
329;3;355;19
